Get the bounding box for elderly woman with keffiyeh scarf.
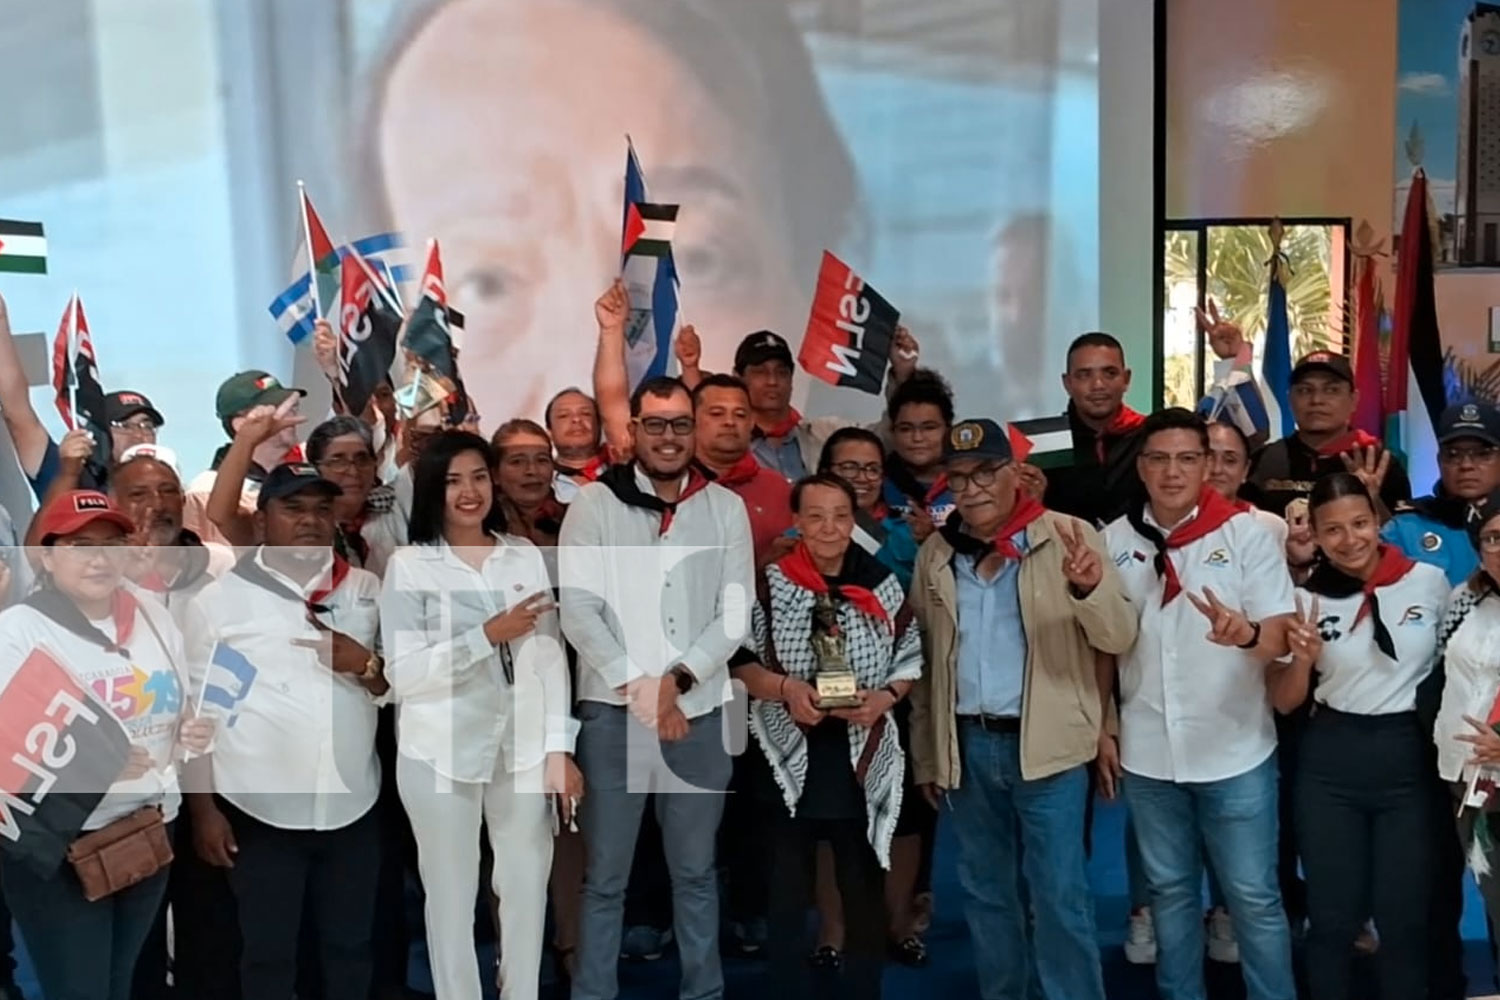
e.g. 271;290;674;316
730;473;921;1000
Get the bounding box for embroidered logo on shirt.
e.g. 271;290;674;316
1203;548;1230;567
1317;615;1342;642
1398;605;1427;626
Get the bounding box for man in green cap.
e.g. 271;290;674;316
184;369;306;545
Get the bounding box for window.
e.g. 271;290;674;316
1162;218;1349;409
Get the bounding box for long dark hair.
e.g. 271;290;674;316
1309;472;1375;526
408;430;507;544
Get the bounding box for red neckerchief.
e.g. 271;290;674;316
1128;485;1240;605
136;570;169;593
558;446;610;483
307;555;351;613
776;541;889;624
109;590;140;649
707;452;762;488
990;492;1048;561
1093;406;1146;463
1351;544;1417;630
1313;428;1381;458
1231;497;1254;514
923;474;950;509
282;443;306;464
753;408;803;440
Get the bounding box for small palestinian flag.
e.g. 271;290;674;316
0;221;47;275
1008;415;1073;470
622;203;678;258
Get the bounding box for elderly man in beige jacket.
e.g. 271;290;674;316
908;417;1136;1000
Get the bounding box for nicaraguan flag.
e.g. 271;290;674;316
621;140;679;390
1261;251;1294;442
198;642;259;730
269;233;410;345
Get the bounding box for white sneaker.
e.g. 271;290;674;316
1124;908;1157;965
1206;907;1240;964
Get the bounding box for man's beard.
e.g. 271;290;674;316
640;450;690;481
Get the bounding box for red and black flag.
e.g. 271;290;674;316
50;295;110;475
0;648;132;875
337;249;402;418
798;252;899;396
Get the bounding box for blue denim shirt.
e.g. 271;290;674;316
953;534;1029;717
750;434;807;482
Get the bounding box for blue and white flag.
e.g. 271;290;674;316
621;140;679;390
269;232;411;345
1260;251;1294;441
197;641;259;730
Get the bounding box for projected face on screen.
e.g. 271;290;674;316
369;0;842;422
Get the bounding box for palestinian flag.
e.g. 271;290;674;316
1387;169;1446;490
301;187;341;319
0;648;132;875
622;202;678;258
619;139;679;389
1008;415;1073;470
0;221;46;275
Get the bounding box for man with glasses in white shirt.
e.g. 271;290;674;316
560;375;754;1000
1105;408;1297;1000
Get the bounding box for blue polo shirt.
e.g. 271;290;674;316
1382;512;1478;587
953;534;1029;718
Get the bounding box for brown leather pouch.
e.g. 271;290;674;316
65;806;172;901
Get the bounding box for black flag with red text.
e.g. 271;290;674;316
798;251;899;396
338;249;401;418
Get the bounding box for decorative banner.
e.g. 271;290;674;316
797;251;898;396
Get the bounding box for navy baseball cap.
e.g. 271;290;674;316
943;418;1013;463
256;463;342;510
1438;401;1500;447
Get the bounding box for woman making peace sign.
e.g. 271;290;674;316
1267;473;1449;1000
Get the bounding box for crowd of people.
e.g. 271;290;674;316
0;282;1498;1000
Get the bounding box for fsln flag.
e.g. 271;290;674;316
620;139;679;390
0;648;132;875
0;220;47;275
338;250;402;417
69;297;111;476
197;642;259;731
1387;169;1446;488
50;296;77;431
798;251;899;396
401;240;458;386
1351;251;1384;437
1260;242;1295;442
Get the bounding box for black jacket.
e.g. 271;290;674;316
1043;404;1146;528
1247;434;1412;518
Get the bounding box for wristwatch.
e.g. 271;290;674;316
1235;620;1263;650
670;665;695;694
360;651;385;682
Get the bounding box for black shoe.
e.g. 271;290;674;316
888;936;928;967
808;945;843;970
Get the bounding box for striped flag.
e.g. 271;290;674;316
50;298;76;431
1261;242;1295;441
1350;250;1385;437
0;220;46;275
620;139;679;390
1386;169;1446;489
1008;415;1073;470
197;641;259;731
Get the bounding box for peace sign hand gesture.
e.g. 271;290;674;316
1185;586;1257;648
1287;594;1323;667
1340;446;1391;497
1058;519;1102;596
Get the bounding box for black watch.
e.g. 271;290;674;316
670;666;695;694
1235;620;1263;650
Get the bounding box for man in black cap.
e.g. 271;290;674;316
1248;350;1412;524
733;327;919;481
185;370;307;546
104;390;166;462
183;461;385;1000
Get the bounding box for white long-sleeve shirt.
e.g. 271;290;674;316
182;551;382;831
558;469;754;719
380;534;575;784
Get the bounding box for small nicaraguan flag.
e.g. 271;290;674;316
0;221;46;275
198;642;259;730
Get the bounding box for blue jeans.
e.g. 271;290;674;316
573;704;732;1000
947;723;1104;1000
1124;754;1293;1000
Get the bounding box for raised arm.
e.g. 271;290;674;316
206;405;302;546
591;280;633;460
0;293;53;478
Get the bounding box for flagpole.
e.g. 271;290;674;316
297;180;322;322
346;239;406;318
68;292;79;432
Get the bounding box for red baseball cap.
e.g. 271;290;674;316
35;490;135;544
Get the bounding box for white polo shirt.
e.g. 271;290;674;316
559;469;754;720
380;534;575;784
182;551;382;831
1106;506;1296;783
1299;562;1448;716
0;597;188;830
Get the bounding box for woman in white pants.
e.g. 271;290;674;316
381;430;583;1000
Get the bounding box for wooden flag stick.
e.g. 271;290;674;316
297;180;322;322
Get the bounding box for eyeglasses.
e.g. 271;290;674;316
1440;445;1500;465
111;418;157;436
948;463;1009;493
831;461;883;481
1481;531;1500;553
317;454;375;474
52;537;130;561
636;416;695;437
1141;450;1206;470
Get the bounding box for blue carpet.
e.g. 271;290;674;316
12;796;1498;998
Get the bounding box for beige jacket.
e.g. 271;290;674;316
908;510;1137;787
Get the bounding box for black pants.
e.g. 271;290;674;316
1426;763;1469;1000
132;809;242;1000
1295;708;1431;1000
222;800;381;1000
1276;706;1308;924
766;815;885;1000
721;749;773;924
